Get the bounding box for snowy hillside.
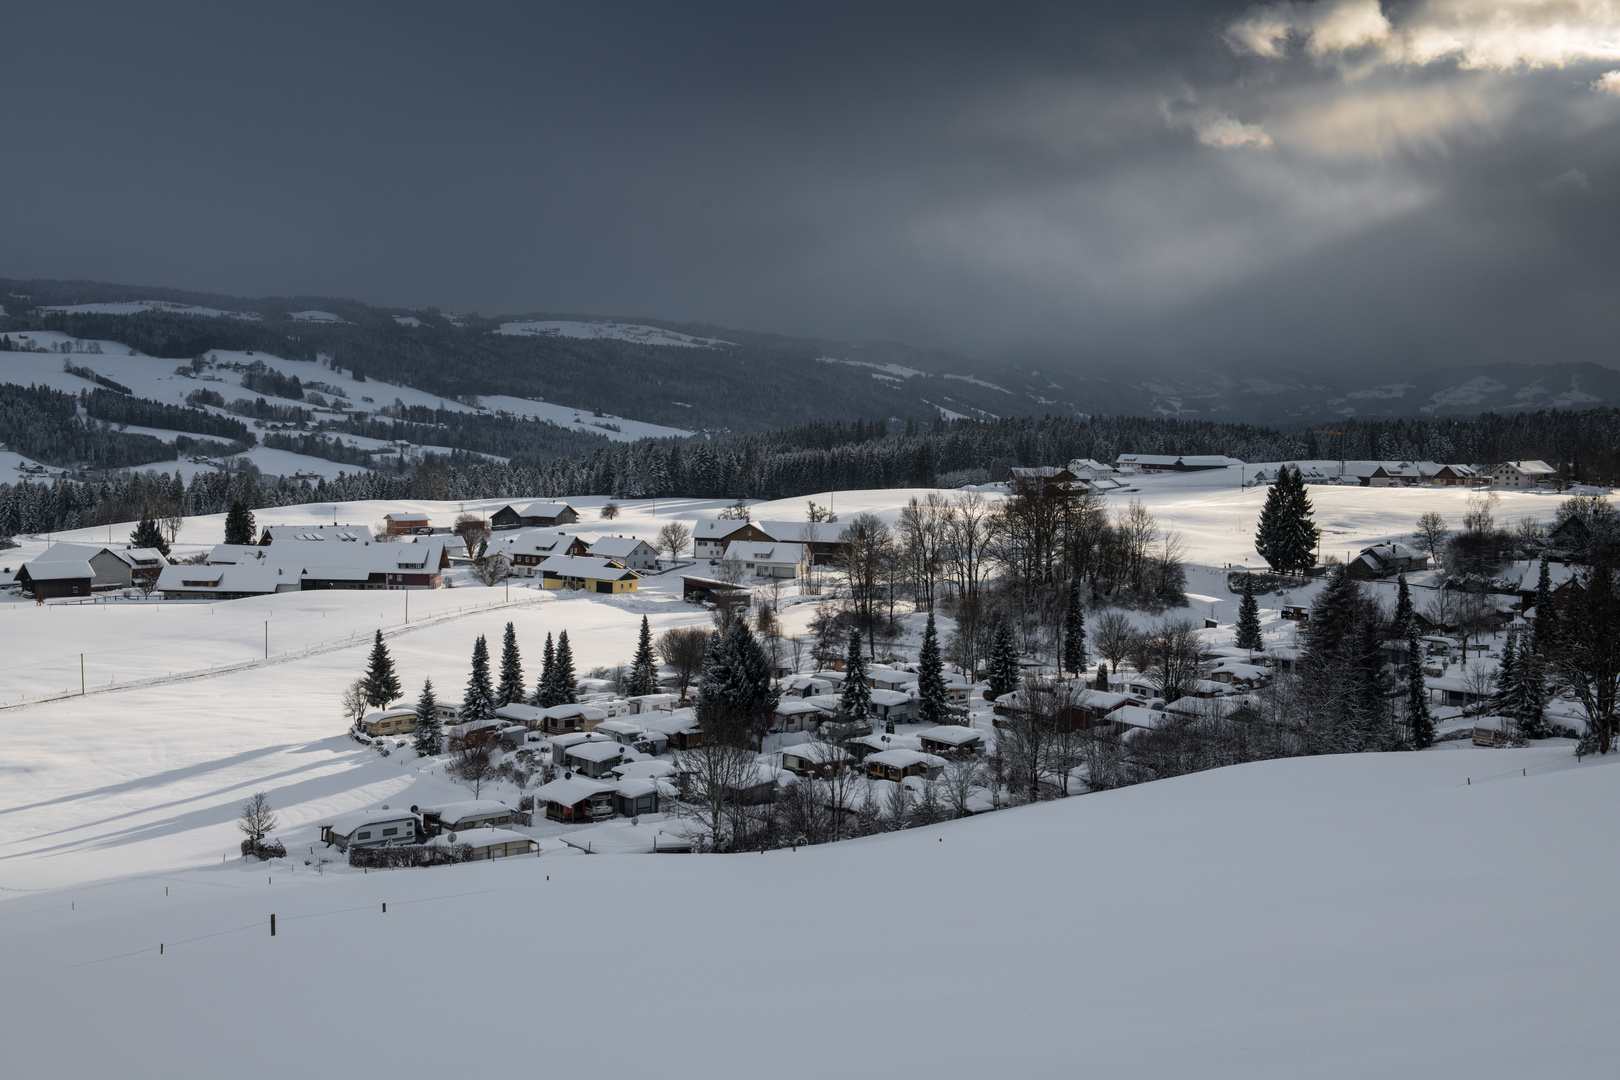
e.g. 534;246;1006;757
497;319;734;348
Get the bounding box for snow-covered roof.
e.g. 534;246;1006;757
587;536;655;558
533;776;617;805
261;524;373;543
779;741;852;763
564;740;627;763
362;708;416;724
323;806;419;835
385;512;430;523
756;521;845;544
614;778;659;798
539;555;638;580
866;749;946;770
428;827;534;850
156;562;291;595
774;699;830;716
869;688;914;707
418;800;512;821
729;542;806;564
1494;459;1557;476
561;822;692;854
492;529;578;555
23;559;94;581
694;519;760;539
917;725;983;746
494;703;547;723
503;501;575;518
1110;705;1165;729
612;759;678;780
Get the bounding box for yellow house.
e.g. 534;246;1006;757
538;555;640;594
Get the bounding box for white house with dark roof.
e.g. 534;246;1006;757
1491;460;1559;489
586;535;660;570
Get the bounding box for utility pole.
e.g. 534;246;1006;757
80;653;85;695
264;621;268;659
1314;428;1347;481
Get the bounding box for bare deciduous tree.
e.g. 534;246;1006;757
1092;609;1138;669
453;513;490;558
238;791;279;843
1414;511;1449;569
342;678;369;726
938;754;983;819
657;627;710;701
452;745;497;799
658;521;692;561
468;552;512;586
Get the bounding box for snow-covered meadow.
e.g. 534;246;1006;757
1;470;1613;1077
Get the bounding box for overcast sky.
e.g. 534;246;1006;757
4;1;1619;371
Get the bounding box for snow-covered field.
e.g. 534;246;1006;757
1;748;1614;1079
1;472;1614;1077
497;318;733;348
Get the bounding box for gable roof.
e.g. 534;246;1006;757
694;519;762;540
587;536;655;558
539;555;638;580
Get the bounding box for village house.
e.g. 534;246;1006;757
359;708;418;738
383;512;431;535
490;501;579;530
1347;542;1430;581
1009;466;1084;497
727;541;806;580
491;530;590;577
22;543;168;594
540;704;608;735
868;688;918;726
159;535;449;598
771;699;830;733
1068;457;1118;479
754;520;852;565
562;739;628;778
917;725;984;756
539;555;639;594
417;800;515;835
1116;454;1241;473
693;519;773;561
319;806;420;851
865;748;946;782
583;535;659;571
16;558;94;599
532;776;617;822
637;711;705;751
1490;460;1559;489
779;741;854;778
1432;464;1485;486
258;524;371;545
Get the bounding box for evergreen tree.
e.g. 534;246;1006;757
1530;557;1559;655
840;627;873;718
1254;466;1319;573
1302;566;1393;752
129;516;169;556
917;612;948;725
628;615;659;696
1061;581;1085;676
1393;574;1415;642
697;620;780;742
461;634;496;724
1494;630;1518;717
552;630;578;704
412;678;443;757
360;629;401;708
986;619;1020;701
1516;641;1549;739
532;633;556;706
1095;660;1109;690
496;621;524;705
1235;575;1264;653
1406;629;1435;749
223;500;256;545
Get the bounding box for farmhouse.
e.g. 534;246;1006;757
259;524;371;544
1490;460;1558;489
1117;454;1241;473
319;807;420;851
586;535;660;570
490;501;578;530
726;541;805;579
539;555;639;594
383;512;430;535
16;558;94;599
755;520;851;565
492;530;589;576
693;519;772;560
23;543;166;593
1347;542;1430;580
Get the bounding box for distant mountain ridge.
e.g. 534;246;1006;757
4;277;1615;431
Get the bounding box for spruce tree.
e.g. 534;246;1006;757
552;630;578;705
1255;466;1319;573
986;619;1020;701
223;500;256;545
628;615;659;696
1235;575;1264;653
532;633;556;706
1281;466;1321;572
697;621;779;742
840;627;873;718
413;678;443;757
1516;643;1549;739
1062;581;1085;676
461;634;496;725
1530;558;1559;655
361;629;401;708
1393;574;1415;642
496;621;524;705
917;612;948;725
1254;473;1288;572
1095;660;1109;690
129;516;170;556
1407;628;1435;749
1494;631;1518;717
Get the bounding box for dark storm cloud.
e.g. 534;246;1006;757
2;1;1618;370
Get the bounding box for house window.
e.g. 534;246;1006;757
357;831;372;840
